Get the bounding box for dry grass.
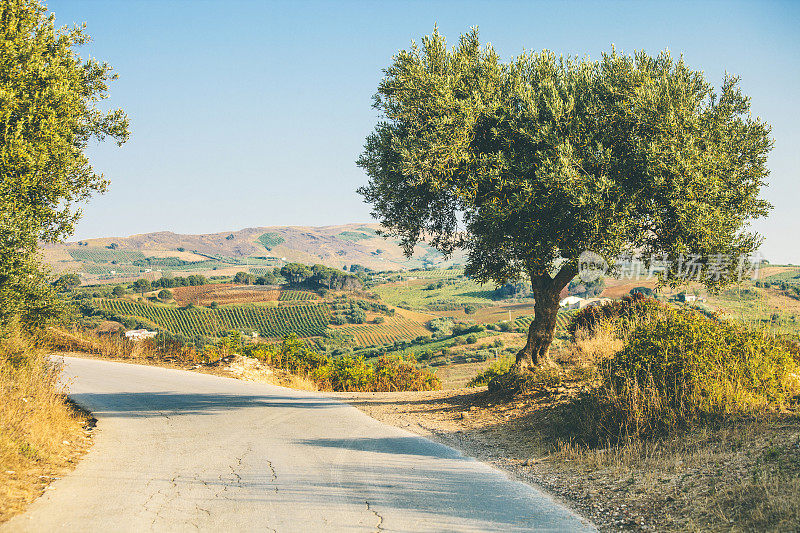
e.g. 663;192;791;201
223;355;318;390
0;326;93;523
549;417;800;531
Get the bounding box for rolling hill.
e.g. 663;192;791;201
41;223;464;284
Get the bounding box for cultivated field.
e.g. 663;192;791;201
171;284;280;305
98;299;331;339
330;314;431;346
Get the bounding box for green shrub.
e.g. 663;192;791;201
467;357;514;387
584;309;800;443
568;293;661;335
465;334;478;344
242;335;439;392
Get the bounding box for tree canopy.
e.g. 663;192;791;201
358;28;772;369
0;0;129;327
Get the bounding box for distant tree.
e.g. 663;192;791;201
53;273;81;292
463;304;477;315
157;289;172;302
358;29;772;370
132;279;151;295
281;263;311;285
0;0;128;327
187;275;207;286
349;309;366;324
112;285;126;298
373;316;385;324
177;247;185;252
569;276;605;298
233;271;255;285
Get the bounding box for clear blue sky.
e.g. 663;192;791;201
49;0;799;263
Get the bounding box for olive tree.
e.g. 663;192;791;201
0;0;129;327
357;29;772;371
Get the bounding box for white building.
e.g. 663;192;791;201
125;329;158;341
559;296;585;310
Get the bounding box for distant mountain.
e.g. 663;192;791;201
41;223;464;284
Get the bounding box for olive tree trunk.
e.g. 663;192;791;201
514;265;577;372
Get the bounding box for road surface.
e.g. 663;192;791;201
3;356;595;532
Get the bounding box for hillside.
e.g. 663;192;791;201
41;223;464;284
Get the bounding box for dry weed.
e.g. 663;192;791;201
0;325;91;523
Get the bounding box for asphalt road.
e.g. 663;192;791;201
3;356;595;532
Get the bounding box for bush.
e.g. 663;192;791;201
468;357;514;387
465;334;478;344
242;336;440;392
568;293;661;336
428;317;454;336
373;316;385;324
584;308;800;443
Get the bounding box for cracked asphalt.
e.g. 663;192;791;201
2;356;595;532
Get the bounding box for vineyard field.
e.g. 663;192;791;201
279;290;317;301
171;284;280;305
81;264;143;275
69;248;146;263
332;314;430;347
98;299;330;338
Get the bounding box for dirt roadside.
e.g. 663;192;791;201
333;387;800;532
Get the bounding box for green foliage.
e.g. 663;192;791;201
53;273;81;292
257;232;285;250
157;289;172;302
0;0;128;327
243;335;440;391
233;271;256;285
428;317;454;336
358;27;771;289
584;308;800;442
568;293;661;335
569;277;605;298
132;279;152;294
467;357;514;387
358;27;772;365
112;285;126;298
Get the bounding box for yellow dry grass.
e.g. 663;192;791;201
0;327;92;523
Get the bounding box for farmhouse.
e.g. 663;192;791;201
559;296;585;309
124;329;158;341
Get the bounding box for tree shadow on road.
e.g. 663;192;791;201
69;391;342;417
